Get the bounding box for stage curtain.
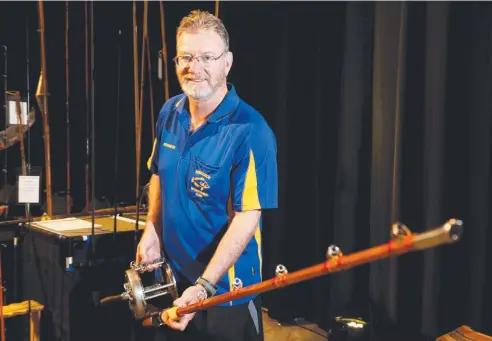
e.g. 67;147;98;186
220;2;492;339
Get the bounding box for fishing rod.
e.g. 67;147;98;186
145;5;154;141
134;0;148;246
84;1;90;213
65;0;71;215
113;29;122;242
132;0;139;209
159;1;169;102
25;10;33;340
23;11;32;306
3;45;7;218
138;219;463;327
38;0;53;217
89;0;96;260
132;0;142;258
0;43;6;341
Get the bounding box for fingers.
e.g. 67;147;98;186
135;250;152;267
173;285;202;306
135;246;160;269
170;313;194;331
135;244;149;265
135;247;143;265
138;252;148;266
173;294;193;308
173;297;187;308
145;263;160;271
162;309;195;331
161;288;200;331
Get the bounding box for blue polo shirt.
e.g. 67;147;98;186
147;84;278;306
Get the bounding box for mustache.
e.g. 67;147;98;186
183;75;208;81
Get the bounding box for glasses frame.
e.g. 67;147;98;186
173;51;227;67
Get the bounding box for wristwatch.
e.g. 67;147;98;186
195;276;218;298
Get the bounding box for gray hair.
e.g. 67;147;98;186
177;10;230;51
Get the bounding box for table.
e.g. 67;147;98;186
20;213;147;341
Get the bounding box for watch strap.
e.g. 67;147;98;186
195;276;218;298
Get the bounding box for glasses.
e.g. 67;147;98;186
173;52;226;67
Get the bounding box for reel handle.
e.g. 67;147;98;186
130;257;166;272
99;293;128;305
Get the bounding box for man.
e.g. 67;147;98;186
136;9;278;341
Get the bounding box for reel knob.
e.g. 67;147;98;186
130;257;166;273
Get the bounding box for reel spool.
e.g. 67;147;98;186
100;257;178;320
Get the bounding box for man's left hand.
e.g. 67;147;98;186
161;285;206;331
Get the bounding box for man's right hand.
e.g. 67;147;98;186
136;221;162;270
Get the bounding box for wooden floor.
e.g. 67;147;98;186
262;309;327;341
4;305;328;341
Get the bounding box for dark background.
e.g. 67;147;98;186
1;1;492;340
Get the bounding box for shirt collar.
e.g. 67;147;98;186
176;83;240;125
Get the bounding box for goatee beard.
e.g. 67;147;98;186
181;79;215;101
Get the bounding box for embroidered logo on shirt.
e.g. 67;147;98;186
191;170;211;197
163;143;176;149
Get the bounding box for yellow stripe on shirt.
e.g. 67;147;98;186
147;138;157;170
241;149;261;210
254;224;262;279
228;266;235;306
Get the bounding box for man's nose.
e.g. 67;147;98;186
188;58;202;72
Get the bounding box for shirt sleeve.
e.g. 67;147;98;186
231;124;278;211
147;96;184;175
147;137;160;174
147;105;167;175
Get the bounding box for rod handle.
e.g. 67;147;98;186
141;306;180;327
167;306;180;321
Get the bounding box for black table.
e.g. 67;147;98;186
20;214;151;341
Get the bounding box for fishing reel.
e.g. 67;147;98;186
100;257;178;320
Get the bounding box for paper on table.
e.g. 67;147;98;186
18;176;40;204
113;215;146;226
34;217;103;232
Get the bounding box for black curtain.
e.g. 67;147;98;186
2;1;492;340
234;1;492;339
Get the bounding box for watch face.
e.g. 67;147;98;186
196;277;217;297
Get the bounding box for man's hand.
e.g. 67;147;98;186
136;221;161;269
136;174;162;270
161;285;206;331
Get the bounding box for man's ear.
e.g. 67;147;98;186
225;51;233;76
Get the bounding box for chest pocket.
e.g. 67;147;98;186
185;156;227;206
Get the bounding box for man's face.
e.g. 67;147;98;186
176;29;232;101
